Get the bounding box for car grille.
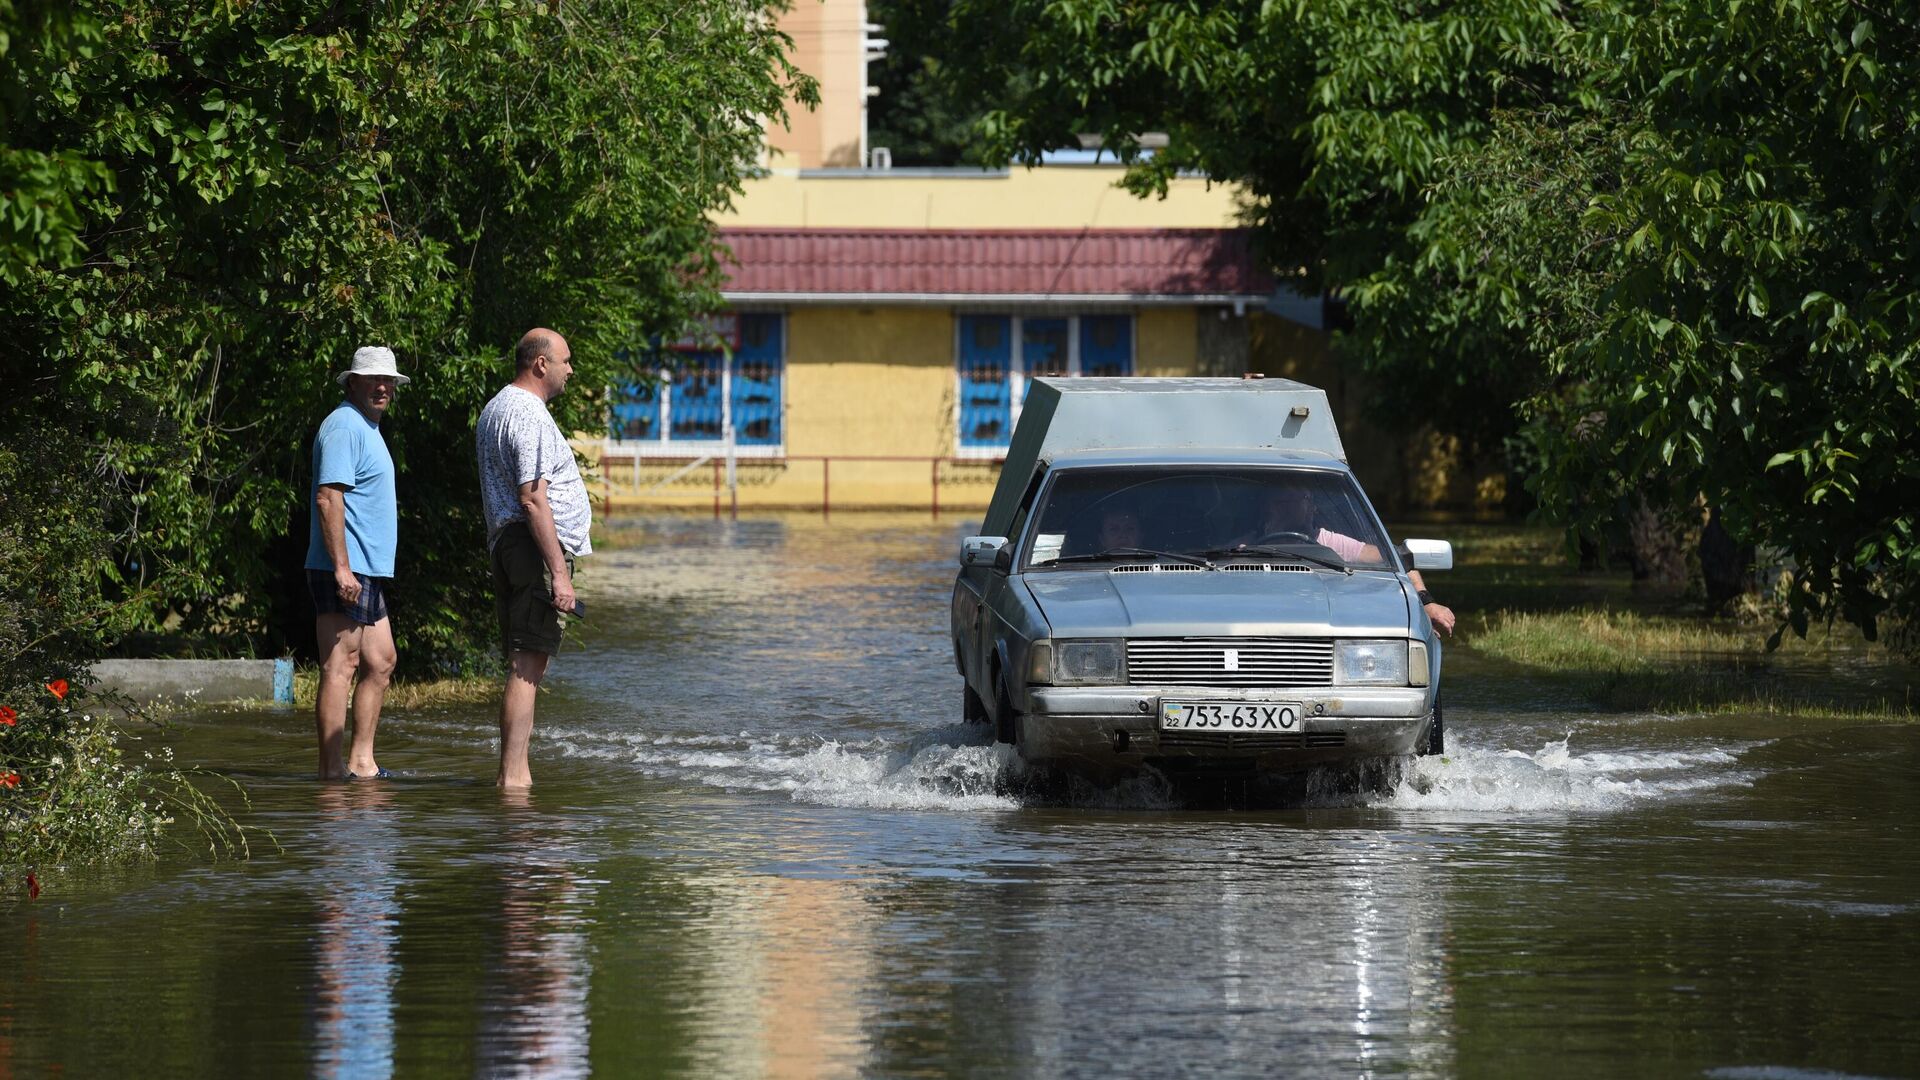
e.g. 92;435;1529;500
1157;730;1348;752
1127;637;1334;687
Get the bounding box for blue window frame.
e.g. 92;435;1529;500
958;315;1012;448
1022;318;1070;383
611;372;660;441
611;313;784;452
670;352;726;440
957;313;1134;451
730;313;783;446
1080;315;1133;378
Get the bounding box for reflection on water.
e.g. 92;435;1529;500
2;515;1918;1077
479;792;593;1078
312;786;400;1078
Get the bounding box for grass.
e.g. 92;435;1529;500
1404;522;1919;721
289;667;499;710
1468;608;1776;671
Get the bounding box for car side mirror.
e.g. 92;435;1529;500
960;535;1010;569
1402;539;1453;571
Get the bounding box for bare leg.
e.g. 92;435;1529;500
348;616;396;777
498;649;549;788
315;614;364;780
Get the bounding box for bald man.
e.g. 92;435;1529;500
475;328;592;787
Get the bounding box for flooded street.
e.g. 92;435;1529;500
6;516;1919;1077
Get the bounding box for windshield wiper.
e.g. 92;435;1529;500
1185;545;1353;575
1048;546;1215;569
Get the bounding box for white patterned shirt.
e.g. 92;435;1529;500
476;385;593;556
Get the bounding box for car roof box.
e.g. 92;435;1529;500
981;377;1345;537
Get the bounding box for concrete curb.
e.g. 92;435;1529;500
91;658;295;705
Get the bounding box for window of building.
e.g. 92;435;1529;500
610;312;784;455
955;313;1134;453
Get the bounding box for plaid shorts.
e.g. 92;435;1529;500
307;569;390;626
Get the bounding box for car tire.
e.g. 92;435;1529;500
1421;696;1445;756
993;670;1018;746
963;683;989;726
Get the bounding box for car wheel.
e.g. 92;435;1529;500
993;670;1018;746
1421;696;1445;756
963;683;989;726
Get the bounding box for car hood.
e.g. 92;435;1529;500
1022;568;1414;638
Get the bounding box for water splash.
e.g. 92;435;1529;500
545;724;1028;810
543;722;1758;815
1362;733;1760;813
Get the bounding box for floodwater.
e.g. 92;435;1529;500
6;516;1919;1078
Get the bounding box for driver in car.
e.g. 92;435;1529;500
1245;487;1456;634
1097;507;1143;552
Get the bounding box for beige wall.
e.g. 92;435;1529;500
767;0;868;168
786;307;952;457
723;166;1248;229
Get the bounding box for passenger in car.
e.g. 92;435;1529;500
1246;488;1456;634
1246;487;1384;564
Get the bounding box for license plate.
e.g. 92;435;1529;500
1160;701;1303;732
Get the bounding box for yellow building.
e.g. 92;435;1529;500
597;2;1337;514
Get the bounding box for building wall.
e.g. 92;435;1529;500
787;307;951;458
599;305;1209;513
720;167;1247;230
765;0;867;168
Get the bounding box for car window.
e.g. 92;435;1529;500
1025;467;1391;569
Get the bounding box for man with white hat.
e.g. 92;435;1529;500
305;345;408;780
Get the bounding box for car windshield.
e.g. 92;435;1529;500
1023;466;1393;570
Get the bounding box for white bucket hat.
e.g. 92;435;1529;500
336;345;411;385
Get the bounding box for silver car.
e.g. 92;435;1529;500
951;381;1450;778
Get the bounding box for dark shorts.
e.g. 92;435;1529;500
307;570;390;626
491;521;572;658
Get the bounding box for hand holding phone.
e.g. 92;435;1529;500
543;591;587;619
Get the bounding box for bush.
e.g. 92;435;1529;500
0;430;246;867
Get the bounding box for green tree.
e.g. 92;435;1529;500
1432;5;1920;645
867;0;998;166
918;0;1566;471
1;1;815;678
914;0;1918;648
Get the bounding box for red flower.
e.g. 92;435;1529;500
0;706;14;726
0;773;18;789
45;679;68;700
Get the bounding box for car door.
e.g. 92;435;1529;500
955;465;1048;696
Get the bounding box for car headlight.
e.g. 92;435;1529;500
1334;639;1411;685
1052;639;1125;685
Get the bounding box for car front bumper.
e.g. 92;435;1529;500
1020;685;1434;772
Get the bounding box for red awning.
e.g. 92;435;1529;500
718;228;1274;302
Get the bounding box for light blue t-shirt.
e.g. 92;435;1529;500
305;401;397;578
